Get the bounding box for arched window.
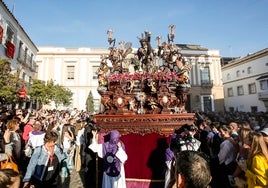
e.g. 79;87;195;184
227;73;231;80
247;67;252;74
236;70;240;77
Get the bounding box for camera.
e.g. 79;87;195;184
170;124;197;154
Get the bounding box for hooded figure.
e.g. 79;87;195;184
89;130;128;188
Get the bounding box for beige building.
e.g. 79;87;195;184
179;44;224;113
36;47;109;111
222;48;268;112
36;44;224;112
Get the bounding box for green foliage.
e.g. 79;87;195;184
28;79;50;104
52;84;73;107
0;59;25;105
0;58;73;108
86;91;95;113
29;79;73;108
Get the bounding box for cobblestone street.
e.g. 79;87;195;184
58;170;86;188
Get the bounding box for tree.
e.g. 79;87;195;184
86;91;95;113
28;79;73;109
52;84;73;108
0;58;26;106
27;79;50;105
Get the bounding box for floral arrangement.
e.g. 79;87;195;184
106;71;182;83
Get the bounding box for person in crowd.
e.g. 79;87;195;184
15;108;30;125
74;120;86;172
165;124;201;188
89;129;128;188
206;122;222;188
22;131;66;188
196;119;211;156
60;112;70;127
217;124;239;187
232;127;252;188
170;124;201;154
249;117;261;131
0;129;14;161
164;147;175;188
61;123;75;177
207;121;222;159
27;120;46;148
24;120;46;158
83;121;102;188
0;169;21;188
259;126;268;146
238;121;251;130
6;119;22;162
243;131;268;187
229;122;239;144
167;150;211;188
22;115;36;145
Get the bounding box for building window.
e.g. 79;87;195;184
202;96;212;113
236;70;241;77
260;80;268;90
67;66;75;80
229;107;234;112
251;106;257;113
227;88;233;97
92;66;99;79
201;66;210;84
22;72;26;82
237;86;244;96
247;67;252;74
6;26;14;43
227;73;230;80
17;41;23;61
35;65;39;79
24;47;28;63
248;83;256;94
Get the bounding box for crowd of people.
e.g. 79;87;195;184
0;106;267;188
0;107;100;188
165;111;268;188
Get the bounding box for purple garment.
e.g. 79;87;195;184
110;130;120;145
102;130;125;177
103;130;124;154
31;130;45;135
165;148;175;162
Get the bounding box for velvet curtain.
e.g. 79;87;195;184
120;133;171;188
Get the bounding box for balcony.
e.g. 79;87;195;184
17;51;37;72
258;91;268;100
201;80;213;88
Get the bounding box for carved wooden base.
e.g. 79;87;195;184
93;113;195;136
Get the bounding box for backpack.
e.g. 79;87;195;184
211;132;222;155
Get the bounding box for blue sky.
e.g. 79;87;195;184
3;0;268;57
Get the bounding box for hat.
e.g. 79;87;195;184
260;127;268;136
109;130;120;144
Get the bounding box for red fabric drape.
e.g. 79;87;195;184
6;41;15;58
120;133;170;188
0;26;3;43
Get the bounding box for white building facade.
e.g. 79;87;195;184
36;47;108;111
222;48;268;112
36;45;224;112
0;1;38;87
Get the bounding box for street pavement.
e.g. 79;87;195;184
58;169;86;188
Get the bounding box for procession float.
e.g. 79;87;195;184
93;25;195;188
